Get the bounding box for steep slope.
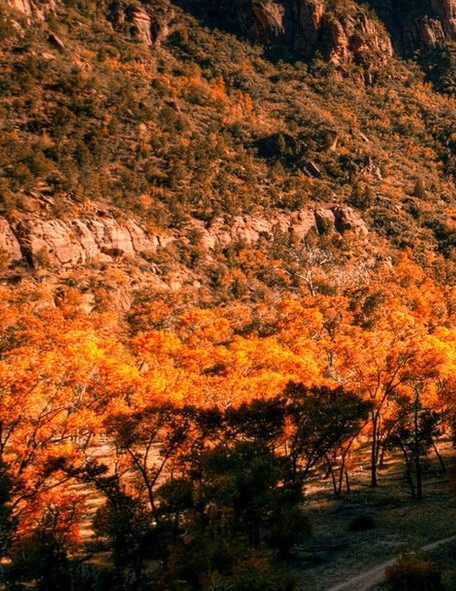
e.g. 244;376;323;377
1;0;456;310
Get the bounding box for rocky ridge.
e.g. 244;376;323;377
7;0;456;63
207;0;456;56
158;0;456;62
0;0;445;66
210;0;393;70
0;206;367;271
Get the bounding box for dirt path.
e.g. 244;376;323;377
324;534;456;591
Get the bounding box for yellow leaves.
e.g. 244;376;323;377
65;330;105;363
104;395;132;418
128;301;329;407
227;335;321;402
0;308;143;513
130;330;190;405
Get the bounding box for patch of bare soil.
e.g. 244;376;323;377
292;441;456;591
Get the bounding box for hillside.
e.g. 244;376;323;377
2;0;456;307
3;1;456;590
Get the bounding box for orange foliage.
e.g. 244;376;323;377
1;251;456;544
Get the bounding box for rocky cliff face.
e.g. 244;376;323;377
7;0;456;63
11;216;162;268
429;0;456;38
0;206;367;271
10;0;386;72
107;1;178;45
203;0;392;71
166;0;456;61
4;0;178;44
367;0;456;54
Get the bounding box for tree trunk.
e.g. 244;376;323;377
401;443;415;499
325;456;340;499
345;467;351;494
432;440;446;474
413;396;423;501
371;412;380;487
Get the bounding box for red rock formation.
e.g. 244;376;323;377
208;0;392;72
294;0;325;49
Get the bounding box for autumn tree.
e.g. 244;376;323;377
154;399;306;588
0;285;145;585
335;255;451;487
280;382;371;496
385;391;441;500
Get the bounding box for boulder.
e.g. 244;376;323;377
290;209;318;239
315;208;336;235
332;206;368;235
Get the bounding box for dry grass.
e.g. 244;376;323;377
293;441;456;591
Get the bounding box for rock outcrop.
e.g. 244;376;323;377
192;206;368;254
165;0;456;62
129;6;154;44
10;215;162;268
4;0;55;19
294;0;325;49
8;0;456;63
200;0;393;71
7;0;456;61
107;3;154;44
367;0;456;54
430;0;456;38
0;218;22;262
250;1;285;45
107;0;177;45
0;206;367;270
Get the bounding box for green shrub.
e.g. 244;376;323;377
348;513;375;532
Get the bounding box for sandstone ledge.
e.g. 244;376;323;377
0;206;367;269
